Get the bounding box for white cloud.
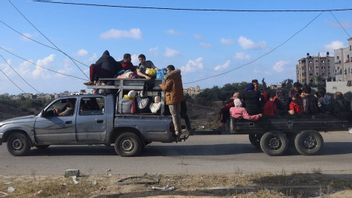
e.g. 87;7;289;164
32;54;55;78
100;28;142;40
164;48;180;57
166;29;181;36
148;47;159;56
77;49;88;57
238;36;266;49
234;52;250;60
131;54;139;65
193;34;203;40
56;59;73;78
18;60;32;76
325;40;345;52
20;33;33;41
214;60;231;71
273;60;288;73
181;57;204;73
220;38;234;45
200;42;212;48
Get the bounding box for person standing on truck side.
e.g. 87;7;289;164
159;65;184;136
136;54;156;79
181;99;192;132
242;83;262;115
84;50;120;85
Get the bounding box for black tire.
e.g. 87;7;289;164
7;132;31;156
260;131;288;156
114;132;142;157
35;145;50;149
294;131;323;155
249;133;262;150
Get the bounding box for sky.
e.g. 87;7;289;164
0;0;351;94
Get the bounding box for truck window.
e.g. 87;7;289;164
46;98;76;117
79;97;105;116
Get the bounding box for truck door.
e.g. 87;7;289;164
75;96;107;143
34;98;77;144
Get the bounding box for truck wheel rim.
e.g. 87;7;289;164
303;135;317;149
268;137;281;150
12;138;24;150
121;139;134;152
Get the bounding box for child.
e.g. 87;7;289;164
230;98;262;121
150;96;163;114
288;94;302;115
263;91;279;117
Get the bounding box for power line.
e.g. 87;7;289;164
0;54;40;93
185;12;323;84
0;66;25;93
33;0;352;13
330;11;351;38
0;19;89;68
8;0;89;80
0;46;87;81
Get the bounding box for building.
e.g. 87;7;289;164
334;37;352;82
296;52;335;85
184;86;201;96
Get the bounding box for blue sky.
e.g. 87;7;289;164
0;0;351;94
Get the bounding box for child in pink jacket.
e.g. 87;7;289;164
230;98;262;121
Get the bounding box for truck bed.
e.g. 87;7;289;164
229;113;352;134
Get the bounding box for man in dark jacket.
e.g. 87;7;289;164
242;83;262;115
84;50;120;85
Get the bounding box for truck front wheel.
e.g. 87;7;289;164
260;132;288;156
114;132;142;157
7;132;31;156
294;131;323;155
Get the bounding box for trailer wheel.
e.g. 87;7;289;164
114;132;142;157
249;133;262;150
294;131;323;155
260;132;288;156
7;132;31;156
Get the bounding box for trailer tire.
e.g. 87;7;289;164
260;132;288;156
7;132;31;156
114;132;142;157
249;133;262;150
294;131;323;155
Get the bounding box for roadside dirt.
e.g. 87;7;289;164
0;173;351;197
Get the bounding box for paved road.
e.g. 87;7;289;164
1;132;352;176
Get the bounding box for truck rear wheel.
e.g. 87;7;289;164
249;133;262;150
294;131;323;155
260;132;288;156
114;132;142;157
7;132;31;156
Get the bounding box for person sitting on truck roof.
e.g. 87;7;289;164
116;53;137;79
230;98;262;121
288;94;303;115
136;54;156;79
289;82;303;99
332;92;350;113
84;50;120;86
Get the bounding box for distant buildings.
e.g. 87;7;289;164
334;37;352;82
184;86;201;96
296;37;352;87
296;52;335;85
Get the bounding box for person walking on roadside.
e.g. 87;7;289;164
160;65;184;137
